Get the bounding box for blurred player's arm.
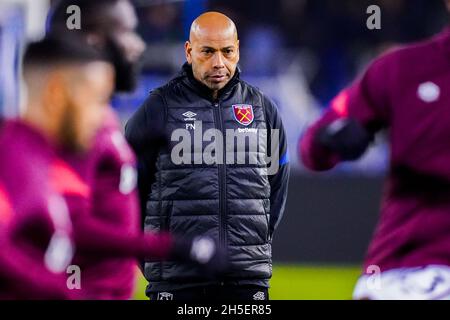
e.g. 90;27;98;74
265;96;290;238
67;193;172;260
72;211;226;274
0;233;73;299
300;56;391;171
0;190;73;299
70;194;226;269
124;92;167;228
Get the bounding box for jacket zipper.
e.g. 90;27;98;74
212;101;227;252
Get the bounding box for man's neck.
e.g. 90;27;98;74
183;63;238;101
22;106;57;146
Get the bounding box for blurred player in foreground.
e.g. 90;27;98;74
48;0;227;299
300;1;450;300
0;36;113;299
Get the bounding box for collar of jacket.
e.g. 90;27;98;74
178;62;241;102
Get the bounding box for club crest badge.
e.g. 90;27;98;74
232;104;254;126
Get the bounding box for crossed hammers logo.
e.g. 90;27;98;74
237;109;252;122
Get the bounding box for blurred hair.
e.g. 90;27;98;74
23;35;108;71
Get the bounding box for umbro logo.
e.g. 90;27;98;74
182;111;197;121
158;292;174;300
253;291;265;300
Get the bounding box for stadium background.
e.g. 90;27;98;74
0;0;448;299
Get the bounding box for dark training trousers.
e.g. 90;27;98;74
149;285;269;301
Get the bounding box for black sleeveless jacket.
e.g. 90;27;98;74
125;64;289;293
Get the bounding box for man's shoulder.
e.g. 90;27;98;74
151;73;187;97
0;120;23;152
367;34;443;77
237;78;263;96
236;78;271;106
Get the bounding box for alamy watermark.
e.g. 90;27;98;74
366;5;381;30
63;4;380;32
365;264;381;290
170;121;281;175
66;265;81;290
66;5;81;30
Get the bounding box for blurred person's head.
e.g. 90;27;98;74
48;0;145;92
185;12;240;99
22;36;114;152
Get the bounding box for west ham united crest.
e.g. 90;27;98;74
232;104;254;126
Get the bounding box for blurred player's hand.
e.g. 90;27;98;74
172;236;229;277
316;117;373;160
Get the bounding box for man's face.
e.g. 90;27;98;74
185;31;239;92
108;0;145;64
60;62;114;152
104;0;146;92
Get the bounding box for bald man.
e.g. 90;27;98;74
126;12;289;301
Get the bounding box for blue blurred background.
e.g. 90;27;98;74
2;0;448;174
115;0;448;175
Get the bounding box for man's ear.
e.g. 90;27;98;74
185;41;193;64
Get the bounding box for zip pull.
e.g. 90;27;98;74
213;102;219;108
